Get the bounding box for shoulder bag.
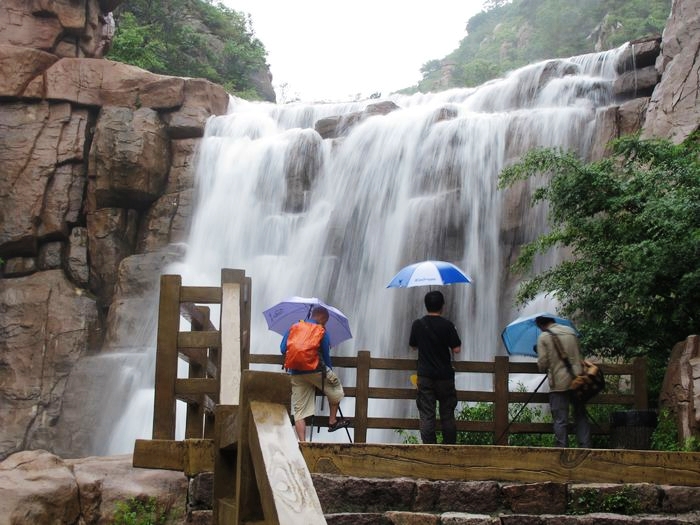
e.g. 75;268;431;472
546;330;605;403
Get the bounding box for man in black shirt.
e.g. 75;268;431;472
409;290;462;444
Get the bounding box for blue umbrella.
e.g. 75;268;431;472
501;312;580;357
386;260;472;288
262;296;353;348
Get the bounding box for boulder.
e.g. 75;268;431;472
89;106;170;210
0;450;187;525
659;336;700;444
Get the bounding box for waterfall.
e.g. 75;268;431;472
104;45;626;452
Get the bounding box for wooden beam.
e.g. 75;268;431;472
180;303;217;331
178;330;221;349
153;275;181;440
213;405;239;525
220;269;246;405
175;378;219;396
180;285;222;304
132;438;215;474
235;370;292;524
300;443;700;486
133;439;186;471
248;401;326;524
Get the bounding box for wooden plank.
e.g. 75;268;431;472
300;443;700;486
213;405;239;525
183;439;216;476
153;275;181;440
217;498;237;525
176;378;219;396
180;303;217;331
220;269;245;406
494;356;510;445
133;439;186;470
185;361;205;439
179;347;218;377
354;350;370;443
249;354;284;366
235;370;292;524
180;285;222;304
178;330;221;349
217;405;241;451
132;438;215;474
248;401;326;524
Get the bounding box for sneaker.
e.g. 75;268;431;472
328;418;351;432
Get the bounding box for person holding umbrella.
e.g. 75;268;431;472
409;290;462;444
280;305;350;441
535;315;591;448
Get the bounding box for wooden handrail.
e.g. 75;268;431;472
248;350;647;443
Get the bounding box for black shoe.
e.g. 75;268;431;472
328;418;350;432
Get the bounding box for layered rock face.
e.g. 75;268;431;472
0;1;229;459
0;0;699;463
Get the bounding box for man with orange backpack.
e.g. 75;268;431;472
280;305;350;441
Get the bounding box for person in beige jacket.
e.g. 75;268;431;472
535;316;591;448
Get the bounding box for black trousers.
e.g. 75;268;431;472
416;376;458;444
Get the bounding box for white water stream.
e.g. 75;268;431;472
104;46;625;452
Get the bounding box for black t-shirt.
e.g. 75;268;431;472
409;315;461;380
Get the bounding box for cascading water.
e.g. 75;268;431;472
105;45;626;451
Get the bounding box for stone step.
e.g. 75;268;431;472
311;474;700;520
323;512;700;524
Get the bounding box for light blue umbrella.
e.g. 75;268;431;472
386;260;472;288
501;312;580;357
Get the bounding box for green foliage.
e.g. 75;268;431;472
650;408;700;451
569;485;642;515
416;0;671;92
108;0;269;100
498;135;700;400
112;497;168;525
456;401;495;445
395;428;420;444
650;408;680;451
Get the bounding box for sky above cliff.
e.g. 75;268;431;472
223;0;487;103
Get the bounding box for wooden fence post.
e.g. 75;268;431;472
219;269;247;406
633;357;648;410
354;350;371;443
153;274;181;440
493;356;510;445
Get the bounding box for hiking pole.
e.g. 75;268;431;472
337;404;353;443
494;374;548;445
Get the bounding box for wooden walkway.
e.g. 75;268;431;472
132;269;700;524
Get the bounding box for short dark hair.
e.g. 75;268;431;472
311;305;329;320
424;291;445;313
535;315;554;328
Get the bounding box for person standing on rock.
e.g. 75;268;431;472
409;290;462;444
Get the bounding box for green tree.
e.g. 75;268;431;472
414;0;671;94
108;0;269;100
107;13;167;71
498;135;700;398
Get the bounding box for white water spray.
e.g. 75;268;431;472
105;46;626;452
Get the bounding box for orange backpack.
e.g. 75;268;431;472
284;321;325;371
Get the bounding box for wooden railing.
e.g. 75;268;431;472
250;352;647;444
